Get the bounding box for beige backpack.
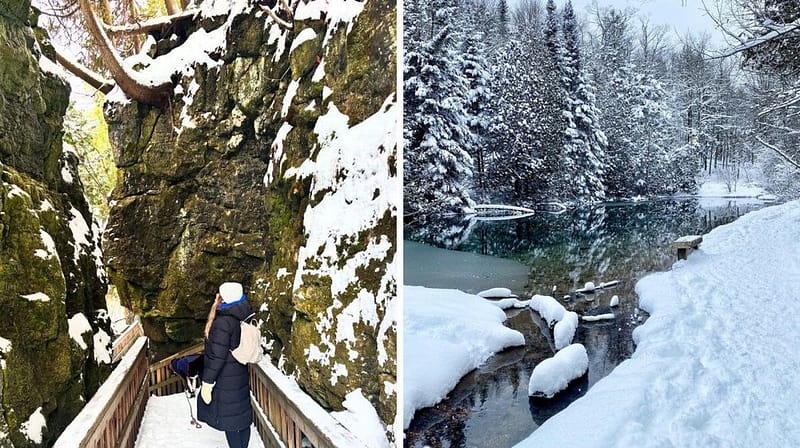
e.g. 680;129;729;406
231;314;263;364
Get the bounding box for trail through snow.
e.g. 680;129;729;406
515;200;800;447
135;394;264;448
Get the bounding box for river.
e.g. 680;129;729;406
403;197;773;448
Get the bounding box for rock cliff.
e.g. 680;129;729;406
0;5;111;446
103;0;397;439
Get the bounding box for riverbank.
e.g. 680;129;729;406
403;286;525;427
515;199;800;447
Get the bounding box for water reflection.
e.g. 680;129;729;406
404;198;770;448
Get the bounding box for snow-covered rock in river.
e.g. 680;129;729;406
581;313;615;322
609;295;620;307
485;298;531;310
528;344;589;398
529;294;567;325
404;286;525;428
553;312;579;350
477;287;517;298
530;295;579;349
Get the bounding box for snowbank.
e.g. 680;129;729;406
696;179;766;198
528;344;588;398
404;285;525;428
515;200;800;447
331;389;390;448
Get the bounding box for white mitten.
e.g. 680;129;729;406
200;382;214;404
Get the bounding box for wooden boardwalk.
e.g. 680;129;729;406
55;323;369;448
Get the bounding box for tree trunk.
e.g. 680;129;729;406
53;47;115;94
123;0;143;52
79;0;172;106
105;10;195;37
164;0;180;15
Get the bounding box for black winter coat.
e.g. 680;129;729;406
197;299;254;432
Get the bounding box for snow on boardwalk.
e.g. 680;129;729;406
515;200;800;448
135;394;264;448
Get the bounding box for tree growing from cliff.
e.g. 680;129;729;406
37;0;294;105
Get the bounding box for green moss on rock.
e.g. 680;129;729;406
103;0;397;439
0;8;111;445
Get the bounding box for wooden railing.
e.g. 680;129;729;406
56;338;371;448
250;361;369;448
111;320;144;363
54;337;149;448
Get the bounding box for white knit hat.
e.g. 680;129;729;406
219;282;244;303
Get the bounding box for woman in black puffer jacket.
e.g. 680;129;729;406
197;282;254;448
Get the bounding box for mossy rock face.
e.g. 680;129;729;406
0;9;110;447
104;0;397;439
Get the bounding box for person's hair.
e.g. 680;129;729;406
204;294;222;338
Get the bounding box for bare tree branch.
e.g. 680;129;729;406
104;9;196;36
710;20;800;59
755;135;800;171
757;93;800;117
78;0;172;105
53;46;115;94
260;4;293;29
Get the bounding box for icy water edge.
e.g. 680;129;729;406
403;198;772;448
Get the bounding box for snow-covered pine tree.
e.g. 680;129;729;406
404;17;475;213
545;0;560;60
497;0;509;39
461;29;492;195
559;0;607;203
591;7;634;196
487;38;550;202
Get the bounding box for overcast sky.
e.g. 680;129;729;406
516;0;732;48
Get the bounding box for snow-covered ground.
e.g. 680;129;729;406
135;394;264;448
696;179;766;198
515;200;800;447
403;285;525;428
